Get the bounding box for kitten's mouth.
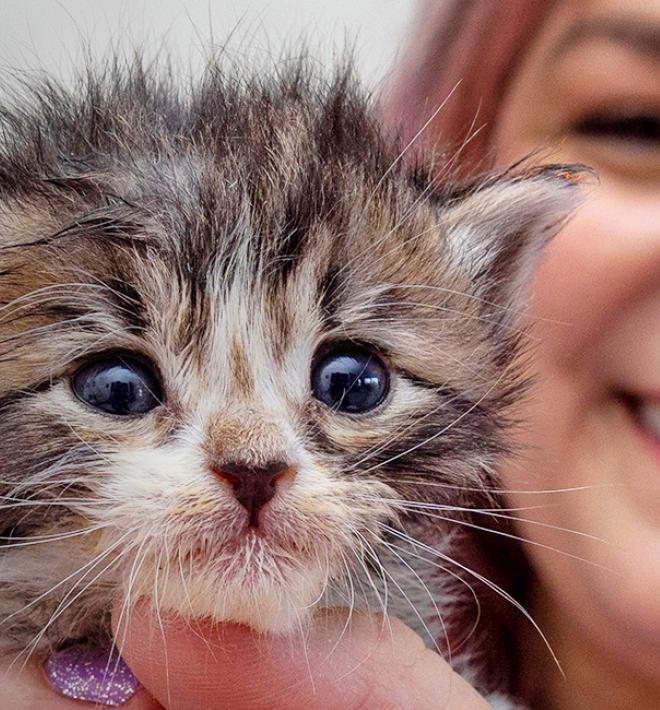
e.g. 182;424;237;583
175;500;330;565
222;524;307;558
151;521;334;634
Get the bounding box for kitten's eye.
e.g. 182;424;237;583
72;355;162;416
311;346;389;414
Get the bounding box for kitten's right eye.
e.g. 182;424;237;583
72;355;162;416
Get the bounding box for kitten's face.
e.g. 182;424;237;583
0;65;580;648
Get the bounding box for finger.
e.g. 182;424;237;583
115;604;491;710
0;650;161;710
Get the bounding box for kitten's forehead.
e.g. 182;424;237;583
103;167;444;392
0;61;457;363
31;119;446;340
0;62;579;402
0;155;473;406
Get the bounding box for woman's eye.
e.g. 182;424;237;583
311;346;390;414
573;112;660;146
72;355;162;416
566;108;660;180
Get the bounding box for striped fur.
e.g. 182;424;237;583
0;58;580;699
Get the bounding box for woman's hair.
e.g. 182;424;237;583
384;0;556;174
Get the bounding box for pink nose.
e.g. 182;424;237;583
211;460;297;527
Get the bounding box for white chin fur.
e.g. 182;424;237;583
132;556;330;635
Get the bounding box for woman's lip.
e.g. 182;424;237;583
637;399;660;443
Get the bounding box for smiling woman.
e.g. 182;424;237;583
493;5;660;707
387;0;660;708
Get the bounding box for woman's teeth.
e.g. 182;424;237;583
637;399;660;442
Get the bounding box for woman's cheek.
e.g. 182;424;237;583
498;177;660;668
526;183;660;367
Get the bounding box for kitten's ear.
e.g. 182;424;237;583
439;165;587;323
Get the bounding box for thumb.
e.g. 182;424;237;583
114;603;491;710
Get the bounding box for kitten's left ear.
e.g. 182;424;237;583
438;165;587;323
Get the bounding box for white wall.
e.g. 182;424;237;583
0;0;415;87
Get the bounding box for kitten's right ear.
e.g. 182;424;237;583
437;165;588;326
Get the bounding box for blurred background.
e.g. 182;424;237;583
0;0;414;87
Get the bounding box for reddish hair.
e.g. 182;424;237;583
384;0;556;174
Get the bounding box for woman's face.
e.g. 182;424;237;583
492;0;660;685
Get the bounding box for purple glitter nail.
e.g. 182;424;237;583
44;645;140;707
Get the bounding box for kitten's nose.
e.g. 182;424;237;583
211;460;296;527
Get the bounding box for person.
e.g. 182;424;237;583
386;0;660;707
3;0;659;707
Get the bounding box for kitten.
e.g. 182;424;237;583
0;58;579;702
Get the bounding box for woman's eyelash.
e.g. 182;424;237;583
572;112;660;144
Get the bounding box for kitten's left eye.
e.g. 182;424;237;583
311;346;389;414
72;355;162;416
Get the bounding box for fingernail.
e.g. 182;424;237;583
44;644;140;707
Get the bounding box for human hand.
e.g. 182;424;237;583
116;604;492;710
0;607;492;710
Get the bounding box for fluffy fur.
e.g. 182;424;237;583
0;58;580;701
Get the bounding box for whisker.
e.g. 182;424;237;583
346;389;469;471
378;534;483;655
390;478;622;495
371;80;463;196
388;500;609;543
404;510;612;570
0;282;109;318
0;524;107;548
20;545;131;668
152;546;173;709
349;532;390;621
361;530;444;656
0;499;105;510
11;530;135;668
381;523;565;676
361;298;528;335
0;533;130;630
390;283;574;328
112;531;152;666
383;538;452;657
